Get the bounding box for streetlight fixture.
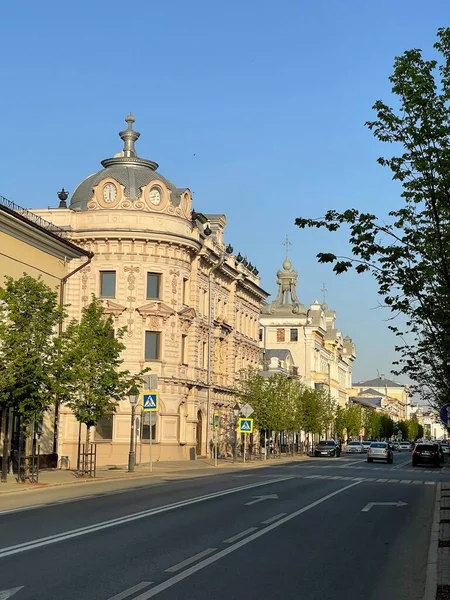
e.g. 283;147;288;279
128;386;140;472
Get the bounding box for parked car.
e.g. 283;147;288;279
412;443;441;467
398;441;412;452
441;443;450;456
391;442;400;451
346;441;364;453
367;441;394;464
362;441;372;453
315;440;341;458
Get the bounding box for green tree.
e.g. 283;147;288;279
417;424;424;439
59;298;145;451
379;414;395;439
295;28;450;409
396;420;409;440
407;415;420;440
342;404;362;439
0;275;63;480
362;408;381;439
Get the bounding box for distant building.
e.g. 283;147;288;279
352;375;410;420
259;257;356;405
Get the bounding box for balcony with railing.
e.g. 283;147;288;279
0;194;68;239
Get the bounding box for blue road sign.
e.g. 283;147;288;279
238;418;254;434
440;403;450;426
142;391;159;412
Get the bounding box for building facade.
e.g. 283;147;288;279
259;257;356;405
0;194;91;468
352;375;410;421
33;115;268;466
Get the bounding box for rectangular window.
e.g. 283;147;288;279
100;271;116;298
145;331;161;360
181;334;188;364
141;413;156;440
95;414;113;441
259;328;263;342
182;278;189;305
290;328;298;342
146;273;161;299
202;341;207;368
277;328;285;342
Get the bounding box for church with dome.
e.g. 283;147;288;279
33;115;268;466
259;256;356;406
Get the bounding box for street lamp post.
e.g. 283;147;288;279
233;403;240;462
128;388;139;473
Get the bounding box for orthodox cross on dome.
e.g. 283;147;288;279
282;235;292;255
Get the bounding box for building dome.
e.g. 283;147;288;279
70;114;185;211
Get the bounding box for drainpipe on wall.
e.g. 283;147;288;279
53;252;94;455
206;255;225;458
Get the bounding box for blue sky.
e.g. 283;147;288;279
1;0;449;383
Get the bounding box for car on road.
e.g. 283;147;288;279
412;443;442;467
398;441;412;452
440;443;450;456
346;441;364;453
367;441;394;464
362;441;372;453
315;440;341;458
391;441;400;451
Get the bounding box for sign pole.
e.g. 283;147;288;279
150;419;153;473
244;434;246;464
214;429;218;467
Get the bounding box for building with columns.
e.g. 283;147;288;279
33;115;268;466
259;257;356;405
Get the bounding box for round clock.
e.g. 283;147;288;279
103;182;117;203
149;187;161;206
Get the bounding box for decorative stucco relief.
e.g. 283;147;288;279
124;265;139;337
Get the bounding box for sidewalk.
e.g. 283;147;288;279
0;454;308;497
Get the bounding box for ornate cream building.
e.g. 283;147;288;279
34;114;268;466
259;257;356;405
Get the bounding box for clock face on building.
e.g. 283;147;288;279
149;187;161;206
102;183;117;203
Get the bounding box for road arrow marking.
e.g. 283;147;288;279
361;501;408;512
245;494;279;506
0;588;24;600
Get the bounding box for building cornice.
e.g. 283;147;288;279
0;204;90;261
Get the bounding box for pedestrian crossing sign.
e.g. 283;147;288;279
142;391;159;412
238;418;253;434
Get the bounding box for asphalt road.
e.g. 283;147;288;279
0;452;445;600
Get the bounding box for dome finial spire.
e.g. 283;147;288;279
119;113;140;157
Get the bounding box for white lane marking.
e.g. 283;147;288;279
107;581;153;600
376;479;388;483
261;513;287;525
392;458;412;470
425;481;436;485
0;477;293;559
0;587;24;599
361;501;407;512
400;480;412;484
165;549;217;573
223;528;258;544
245;494;279;506
132;480;362;599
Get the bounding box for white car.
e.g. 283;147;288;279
362;441;372;453
346;441;364;453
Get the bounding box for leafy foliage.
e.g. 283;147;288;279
58;297;147;442
0;275;63;425
295;28;450;409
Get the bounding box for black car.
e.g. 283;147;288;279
412;443;441;467
315;440;341;458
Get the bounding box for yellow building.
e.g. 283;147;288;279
260;257;356;406
0;193;92;468
33;114;268;466
352;375;411;421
